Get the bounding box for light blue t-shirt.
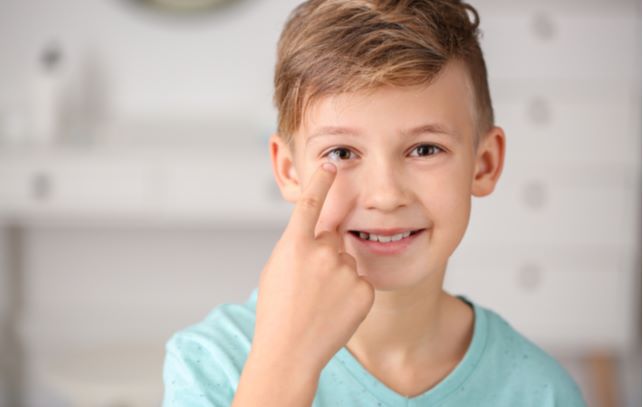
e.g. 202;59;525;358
163;288;587;406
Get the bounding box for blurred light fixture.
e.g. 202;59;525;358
126;0;240;15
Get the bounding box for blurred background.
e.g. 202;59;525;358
0;0;640;406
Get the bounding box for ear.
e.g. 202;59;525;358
471;126;506;197
269;134;301;204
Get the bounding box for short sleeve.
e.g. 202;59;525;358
162;332;236;407
550;363;588;407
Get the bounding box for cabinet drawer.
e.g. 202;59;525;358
0;147;293;225
445;243;635;352
493;81;638;169
482;8;638;81
0;155;152;220
47;158;152;215
467;162;635;248
162;150;291;224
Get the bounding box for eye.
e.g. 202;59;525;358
409;144;444;158
323;147;357;162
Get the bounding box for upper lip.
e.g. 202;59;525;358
349;228;424;236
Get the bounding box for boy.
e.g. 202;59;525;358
163;0;588;405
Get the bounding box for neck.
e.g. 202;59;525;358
346;265;456;367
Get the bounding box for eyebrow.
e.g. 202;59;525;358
306;122;457;145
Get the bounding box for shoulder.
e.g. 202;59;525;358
472;303;588;406
162;288;258;406
166;290;257;369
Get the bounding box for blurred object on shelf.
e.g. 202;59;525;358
29;40;68;146
27;40;111;149
122;0;245;18
63;46;111;147
130;0;239;13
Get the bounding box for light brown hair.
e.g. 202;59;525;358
273;0;494;151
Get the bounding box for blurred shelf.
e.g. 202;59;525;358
0;140;293;228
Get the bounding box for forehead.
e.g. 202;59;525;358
299;60;477;144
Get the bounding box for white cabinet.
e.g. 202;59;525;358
442;5;640;357
446;241;636;353
481;6;639;82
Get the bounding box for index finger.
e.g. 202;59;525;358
287;162;337;239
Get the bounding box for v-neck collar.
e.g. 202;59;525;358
333;295;488;406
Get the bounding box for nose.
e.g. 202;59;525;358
359;159;411;212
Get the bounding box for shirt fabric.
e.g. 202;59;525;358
162;287;588;406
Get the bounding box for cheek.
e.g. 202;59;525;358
415;169;469;219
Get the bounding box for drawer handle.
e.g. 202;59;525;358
531;12;556;41
526;96;552;126
30;172;52;201
518;262;542;292
522;180;547;210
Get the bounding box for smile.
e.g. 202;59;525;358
348;229;426;255
349;229;423;243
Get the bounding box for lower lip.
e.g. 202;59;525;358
348;229;425;256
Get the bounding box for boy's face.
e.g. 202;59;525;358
270;59;505;291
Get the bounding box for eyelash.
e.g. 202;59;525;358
322;144;445;161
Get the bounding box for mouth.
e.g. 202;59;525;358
348;228;425;243
347;228;426;256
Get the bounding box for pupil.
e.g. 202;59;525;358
329;149;351;160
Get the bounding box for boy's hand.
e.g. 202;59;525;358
251;162;375;374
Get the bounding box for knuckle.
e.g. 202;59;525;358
315;244;337;261
315;231;336;245
339;252;357;269
299;196;320;211
356;278;375;301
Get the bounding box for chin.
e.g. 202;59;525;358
356;264;429;292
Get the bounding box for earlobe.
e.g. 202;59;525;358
471;126;506;197
269;134;301;203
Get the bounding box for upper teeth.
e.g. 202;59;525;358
359;231;412;243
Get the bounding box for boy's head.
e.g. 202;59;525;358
273;0;494;152
269;0;505;291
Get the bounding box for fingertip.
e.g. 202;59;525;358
322;162;337;173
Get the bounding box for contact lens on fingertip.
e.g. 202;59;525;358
322;162;336;173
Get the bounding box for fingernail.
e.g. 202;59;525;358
322;162;336;173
